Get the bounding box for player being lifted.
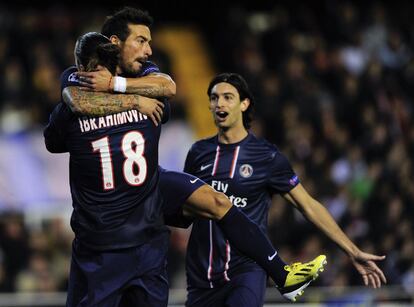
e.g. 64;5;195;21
44;32;172;307
62;7;329;303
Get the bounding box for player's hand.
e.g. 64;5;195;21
77;66;113;92
350;250;386;288
137;99;164;126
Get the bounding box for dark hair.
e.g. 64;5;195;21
75;32;120;75
207;73;255;129
101;7;153;41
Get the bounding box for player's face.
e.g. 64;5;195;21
209;82;249;131
118;24;152;75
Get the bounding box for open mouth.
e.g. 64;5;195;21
215;111;228;121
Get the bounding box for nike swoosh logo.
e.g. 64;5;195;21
268;251;278;261
190;178;199;184
200;164;212;171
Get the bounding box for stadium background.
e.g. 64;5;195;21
0;0;413;305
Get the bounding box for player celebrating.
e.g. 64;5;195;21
181;73;387;306
44;16;174;307
63;7;328;303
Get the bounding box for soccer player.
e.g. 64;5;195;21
44;24;174;307
65;8;329;303
182;73;387;306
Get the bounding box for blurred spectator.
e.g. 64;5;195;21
0;213;29;291
15;252;58;292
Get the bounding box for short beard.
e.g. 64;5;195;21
119;61;141;77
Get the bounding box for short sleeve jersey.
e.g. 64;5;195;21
184;133;299;288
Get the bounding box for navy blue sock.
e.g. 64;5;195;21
217;206;288;287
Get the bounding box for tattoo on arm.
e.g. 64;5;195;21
63;87;139;116
126;73;175;98
130;85;167;98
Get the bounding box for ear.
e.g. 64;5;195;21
208;101;215;112
110;35;121;46
75;57;84;71
240;98;250;112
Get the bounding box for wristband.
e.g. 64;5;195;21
113;76;127;93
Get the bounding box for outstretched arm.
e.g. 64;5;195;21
62;86;164;125
283;183;387;288
77;66;176;98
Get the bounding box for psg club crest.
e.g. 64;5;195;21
239;164;253;178
68;72;79;82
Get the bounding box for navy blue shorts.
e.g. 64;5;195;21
67;232;169;307
159;167;205;228
186;270;267;307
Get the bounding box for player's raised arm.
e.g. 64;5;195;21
62;86;164;126
283;183;387;288
77;66;176;98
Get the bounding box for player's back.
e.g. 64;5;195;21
44;67;168;251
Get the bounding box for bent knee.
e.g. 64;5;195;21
185;185;232;220
212;191;232;219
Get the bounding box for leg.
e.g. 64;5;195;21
186;270;266;307
69;233;169;307
120;232;169;307
119;273;169;307
186;286;227;307
159;167;204;228
159;169;288;286
159;169;323;294
159;167;227;224
224;270;267;307
187;188;327;299
69;241;135;307
184;186;288;287
183;184;230;220
66;241;88;307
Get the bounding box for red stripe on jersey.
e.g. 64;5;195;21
229;146;240;178
223;240;231;282
211;145;220;176
207;220;214;288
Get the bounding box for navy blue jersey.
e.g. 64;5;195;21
184;133;299;288
44;61;169;250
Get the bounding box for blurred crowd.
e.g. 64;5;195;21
207;1;414;294
0;1;413;299
0;6;94;131
0;213;72;292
